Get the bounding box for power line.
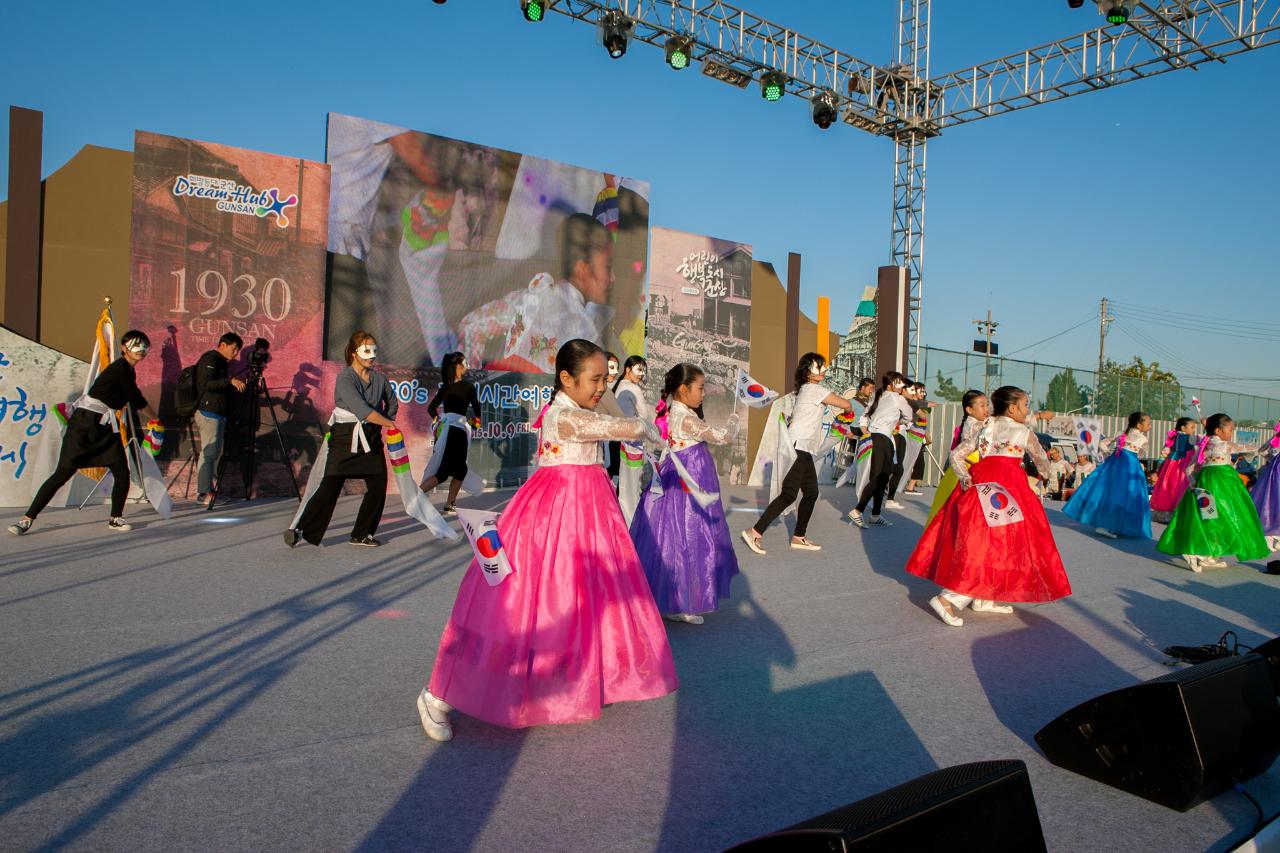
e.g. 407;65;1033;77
1004;312;1097;357
1116;313;1280;343
1110;300;1280;333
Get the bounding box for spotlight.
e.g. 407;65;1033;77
600;11;630;59
665;35;693;70
760;71;786;102
521;0;545;21
1099;0;1132;23
811;91;838;129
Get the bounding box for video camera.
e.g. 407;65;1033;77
247;337;271;372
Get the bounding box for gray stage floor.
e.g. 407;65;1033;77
1;485;1278;852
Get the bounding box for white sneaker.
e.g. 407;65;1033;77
1178;555;1204;573
848;509;868;529
1096;528;1118;539
107;517;133;532
869;515;893;527
971;600;1014;614
1201;557;1229;569
416;688;453;742
929;595;964;627
790;537;822;551
885;499;905;510
664;613;705;625
904;489;923;496
7;518;32;536
740;529;767;555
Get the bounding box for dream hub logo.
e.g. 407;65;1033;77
173;175;299;228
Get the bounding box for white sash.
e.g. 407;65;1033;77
422;411;484;495
73;394;117;430
330;407;368;453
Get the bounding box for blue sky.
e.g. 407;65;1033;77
3;0;1278;397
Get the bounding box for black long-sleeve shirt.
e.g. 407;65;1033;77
89;357;148;411
195;350;235;416
427;380;481;419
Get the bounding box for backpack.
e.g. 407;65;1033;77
174;365;200;417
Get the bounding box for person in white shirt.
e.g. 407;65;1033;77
850;371;914;527
742;353;853;554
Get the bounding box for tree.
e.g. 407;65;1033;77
933;371;964;403
1089;356;1184;420
1039;367;1088;414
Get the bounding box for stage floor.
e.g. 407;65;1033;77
1;485;1278;852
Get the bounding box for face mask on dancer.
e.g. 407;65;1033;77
356;344;377;361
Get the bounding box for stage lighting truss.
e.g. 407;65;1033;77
665;34;693;70
600;11;631;59
759;70;786;101
811;90;838;129
521;0;545;22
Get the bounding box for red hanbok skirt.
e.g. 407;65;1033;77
905;456;1072;602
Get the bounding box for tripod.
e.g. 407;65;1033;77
164;418;201;497
209;366;300;510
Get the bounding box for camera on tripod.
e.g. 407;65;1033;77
247;337;271;373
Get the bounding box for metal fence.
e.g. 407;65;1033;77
919;347;1280;425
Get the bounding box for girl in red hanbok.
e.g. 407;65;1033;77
905;385;1072;627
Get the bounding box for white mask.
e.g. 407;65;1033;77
356;343;377;361
809;362;826;376
608;361;619;378
124;340;149;355
892;380;905;390
632;365;646;380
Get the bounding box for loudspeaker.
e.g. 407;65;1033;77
1036;653;1280;811
1249;636;1280;693
726;760;1046;852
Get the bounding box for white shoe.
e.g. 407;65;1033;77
1179;555;1204;573
416;688;453;742
790;537;822;551
848;509;868;529
740;529;766;555
971;600;1014;614
1201;557;1229;569
868;515;893;527
1267;536;1280;553
107;517;133;532
664;613;705;625
904;489;923;496
929;595;964;627
7;518;32;536
1095;528;1118;539
885;500;905;510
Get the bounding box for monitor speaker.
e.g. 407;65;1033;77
1036;653;1280;811
726;760;1046;852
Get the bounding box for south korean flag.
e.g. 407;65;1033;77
735;368;779;409
1193;488;1219;521
976;482;1024;528
456;508;513;587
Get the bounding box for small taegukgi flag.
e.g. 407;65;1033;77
1193;488;1219;521
1075;417;1103;457
735;368;778;409
976;482;1024;528
456;508;513;586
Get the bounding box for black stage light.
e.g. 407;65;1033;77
811;91;837;129
601;12;630;59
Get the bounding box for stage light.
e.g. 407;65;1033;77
811;91;838;129
1068;0;1084;7
521;0;544;21
600;11;630;59
760;71;785;102
1100;1;1132;23
665;35;693;70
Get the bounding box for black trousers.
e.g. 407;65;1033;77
885;434;910;500
754;451;818;538
856;434;900;515
297;470;387;545
27;457;131;519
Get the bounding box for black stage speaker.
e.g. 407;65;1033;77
1036;654;1280;812
726;760;1046;852
1249;636;1280;694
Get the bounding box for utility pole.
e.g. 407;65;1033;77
974;309;999;394
1097;297;1114;377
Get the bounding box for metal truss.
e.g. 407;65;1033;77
928;0;1280;128
537;0;1280;377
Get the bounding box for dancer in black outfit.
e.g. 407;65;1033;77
850;371;914;528
419;352;481;514
10;330;157;535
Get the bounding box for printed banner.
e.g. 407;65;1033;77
324;113;651;487
0;326;86;506
647;227;753;482
976;482;1024;528
128;130;330;498
456;508;513;586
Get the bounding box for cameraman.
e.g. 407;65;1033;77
195;333;246;502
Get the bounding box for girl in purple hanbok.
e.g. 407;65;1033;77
1252;421;1280;554
630;363;740;625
